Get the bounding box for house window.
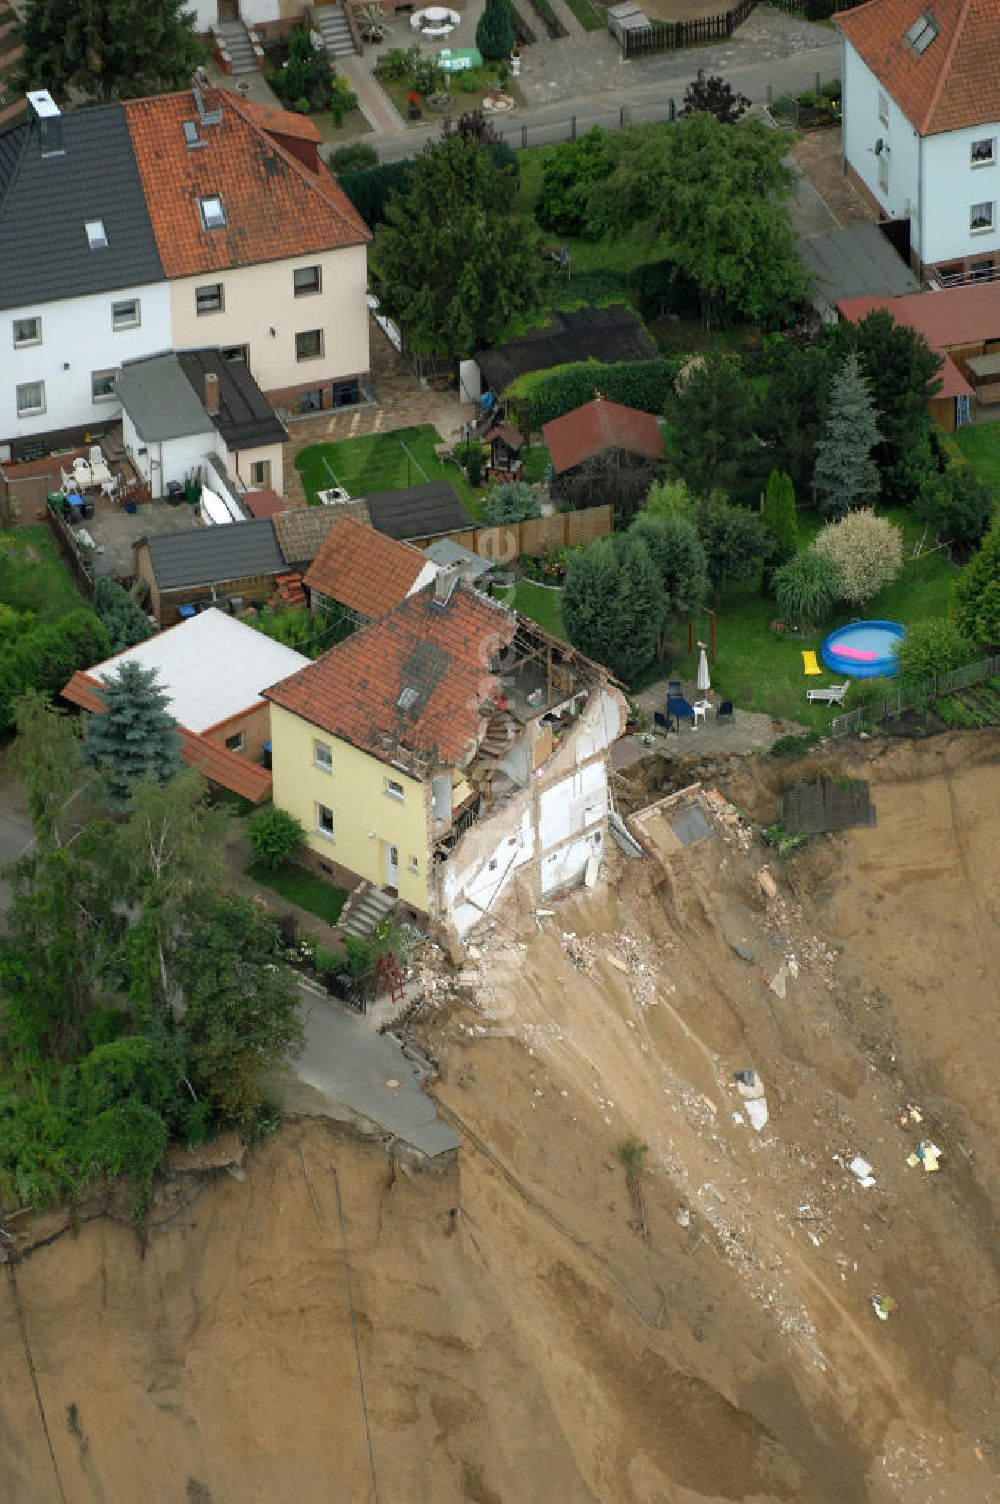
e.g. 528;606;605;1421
294;264;322;296
408;855;419;874
225;731;245;753
971;138;996;167
877;90;889;125
91;368;117;403
13;316;41;347
316;802;335;839
970;200;995;233
16;381;45;416
112;299;140;331
84;218;108;250
198;195;226;230
904;12;938;53
332;378;361;408
298;388;323;413
385;777;405;801
295;328;324;362
970;258;995;282
196;283;224;315
878;151;889;192
222;344;248;362
314;739;332;772
250;459;271;487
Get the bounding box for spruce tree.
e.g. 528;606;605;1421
82;661;182;807
761;469;798;593
476;0;514;60
813;353;881;517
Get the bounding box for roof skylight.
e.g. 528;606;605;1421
199;195;226;231
84;219;108;250
397;686;419;710
905;12;939;53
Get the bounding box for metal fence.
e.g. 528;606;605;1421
375;98;679;163
828;654;1000;738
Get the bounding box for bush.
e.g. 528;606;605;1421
94;577;151;653
953;516;1000;647
273;26;335;112
895;618;976;682
484;480;541;524
410;54;445;95
812;509;903;605
375;46;411;81
248;806;306;871
769;729;822;758
507;353;678;434
0;608;109;732
339;159;416;227
476;0;515;57
535;128;613;238
916;462;993;559
329;142;379;173
772;550;838;627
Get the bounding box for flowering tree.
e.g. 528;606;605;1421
811;509;902;605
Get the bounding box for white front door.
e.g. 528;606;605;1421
385;842;399;889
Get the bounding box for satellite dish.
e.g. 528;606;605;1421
874;138;884;155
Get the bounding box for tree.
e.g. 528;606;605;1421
272;25;335;112
174;895;303;1121
17;0;205;102
761;469;798;592
82;661;183;808
696;496;772;595
772;551;838;628
680;69;750;125
665;351;758;500
813;353;881;517
831;309;942;505
248;806;306;872
812;508;903;605
339;159;416;229
895;618;975;682
916;463;993;560
94;577;152;654
370;135;544;358
534;128;614;239
484;481;542;524
0;608;109;733
953;516;1000;647
476;0;514;59
755;340;832;502
13;690;81;844
643;477;697;521
562;538;662;682
588;115;810;326
627;513;707;658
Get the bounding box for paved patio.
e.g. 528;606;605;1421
611;679;805;767
84;497;201;580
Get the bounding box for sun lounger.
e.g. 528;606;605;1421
806;681;850;706
802;650;822;676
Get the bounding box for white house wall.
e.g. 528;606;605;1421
921;125;1000;266
190;0;218;28
842;41;921;253
4;282;171;443
442;803;536;939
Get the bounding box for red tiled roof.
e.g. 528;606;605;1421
835;0;1000;134
304;514;430;619
836;283;1000;394
265;581;517;771
61;671;272;802
242;487;286;519
542;398;666;476
228;94;323;142
122;89;369;278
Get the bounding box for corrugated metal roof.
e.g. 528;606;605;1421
115;354;212;442
0;105;164;312
143;518;285;590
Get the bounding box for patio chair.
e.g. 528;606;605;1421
667;678;682;697
653;711;674;735
716;700;734;721
802;650;822;676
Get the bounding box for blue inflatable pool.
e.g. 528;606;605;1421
820;620;905;679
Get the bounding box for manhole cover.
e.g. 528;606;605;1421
383;1077;401;1091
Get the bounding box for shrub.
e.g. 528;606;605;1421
94;577;151;653
507;354;678;434
410;54;445;95
476;0;515;57
769;729;822;758
273;26;334;112
329;143;379;175
895;619;976;682
953;516;1000;647
812;509;903;605
916;462;993;559
375;46;411;80
248;806;306;871
338;159;416;227
484;480;541;524
534;128;613;238
772;551;838;628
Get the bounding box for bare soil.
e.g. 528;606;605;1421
1;732;997;1502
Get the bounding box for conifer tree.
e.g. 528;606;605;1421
761;469;798;593
18;0;206;102
476;0;514;60
82;662;182;807
813;353;881;517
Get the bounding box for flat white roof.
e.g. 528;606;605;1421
90;608;310;732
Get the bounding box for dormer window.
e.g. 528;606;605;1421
85;219;108;250
904;12;938;54
199;195;226;231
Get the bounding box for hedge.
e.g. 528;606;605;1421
0;608;109;731
506;356;680;435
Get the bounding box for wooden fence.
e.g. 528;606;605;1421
613;0;755;58
828;654;999;737
418;504;614;560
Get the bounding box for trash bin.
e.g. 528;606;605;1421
262;741;272;771
166;481;184;506
47;491;65;516
178;604;197;620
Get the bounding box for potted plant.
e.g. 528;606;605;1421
358;1;386;42
407;88;422;119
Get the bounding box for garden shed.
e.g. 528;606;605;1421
542;396;666;515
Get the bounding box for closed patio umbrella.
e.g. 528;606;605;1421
696;642;711;696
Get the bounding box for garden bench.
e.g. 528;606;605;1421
806;682;850;706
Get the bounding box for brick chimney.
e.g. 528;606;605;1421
204;370;220;417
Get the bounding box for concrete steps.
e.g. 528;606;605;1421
216;19;258;76
341;883;397;939
313;3;356;60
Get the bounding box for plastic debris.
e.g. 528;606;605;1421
916;1140;942;1173
757;866;779;901
734;1068;769;1132
676;1207;691;1229
768;965;788;998
871;1294;898;1322
849;1156;877;1189
898;1102;923;1127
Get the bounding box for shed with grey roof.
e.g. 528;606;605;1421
115;355;211;443
134;518;288;625
363;482;473;543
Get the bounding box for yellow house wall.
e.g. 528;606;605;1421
269;704;430;911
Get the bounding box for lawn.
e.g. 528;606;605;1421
955;423;1000;499
512;580;566;638
247;860;348;926
296;424;487;520
0;525;85;619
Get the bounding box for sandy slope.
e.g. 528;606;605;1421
1;732;997;1503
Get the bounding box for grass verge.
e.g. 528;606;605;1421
512;579;566;638
954;423;1000;498
247;861;348;926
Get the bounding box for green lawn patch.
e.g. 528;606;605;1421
296;424;487;520
513;579;566;638
954;423;1000;500
563;0;606;28
247;860;348;926
0;525;85;619
523;443;551;482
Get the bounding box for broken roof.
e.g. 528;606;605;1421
835;0;1000;135
304;514;435;619
265;581;516;771
543;397;666;475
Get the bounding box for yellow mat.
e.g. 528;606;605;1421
802;650;822;676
